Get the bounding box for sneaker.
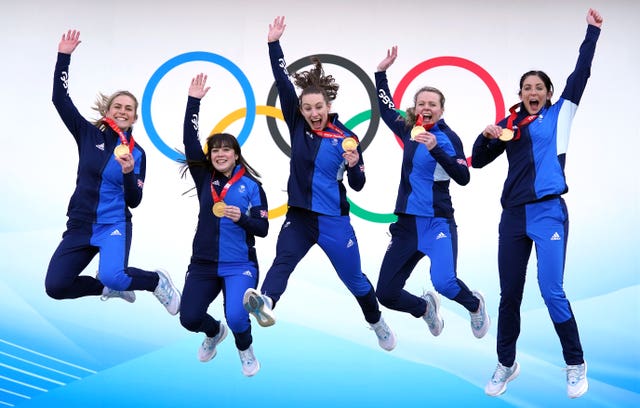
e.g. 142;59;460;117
238;345;260;377
242;288;275;327
198;323;228;362
370;317;397;351
100;286;136;303
470;290;490;338
566;361;588;399
485;362;520;396
421;291;444;336
153;269;181;316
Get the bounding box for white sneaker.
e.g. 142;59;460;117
485;362;520;396
153;269;181;316
100;286;136;303
198;323;228;362
421;291;444;336
470;290;490;338
238;345;260;377
242;288;275;327
370;317;397;351
566;361;588;398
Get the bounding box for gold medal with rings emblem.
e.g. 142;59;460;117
499;128;514;142
410;126;425;140
341;137;358;151
212;201;226;217
114;144;130;157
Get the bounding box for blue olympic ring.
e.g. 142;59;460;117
141;51;256;162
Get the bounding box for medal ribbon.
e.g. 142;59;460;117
210;166;246;204
102;117;135;153
313;122;359;142
415;114;435;132
505;103;538;141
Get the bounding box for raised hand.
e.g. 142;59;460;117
268;16;286;43
189;73;211;99
58;29;81;55
377;46;398;72
587;8;603;28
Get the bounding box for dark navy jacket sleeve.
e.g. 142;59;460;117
236;182;269;238
269;41;299;129
561;25;601;105
430;133;470;186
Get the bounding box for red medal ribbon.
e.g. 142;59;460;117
505;103;538;141
210;166;246;204
415;114;435;132
102;117;136;153
313;122;359;142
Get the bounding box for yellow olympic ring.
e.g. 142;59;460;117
210;105;288;220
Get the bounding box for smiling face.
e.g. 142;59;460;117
300;92;331;130
106;94;138;130
519;73;553;114
414;90;444;125
210;144;238;177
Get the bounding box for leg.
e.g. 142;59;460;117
496;206;532;367
180;262;226;362
376;216;426;317
528;199;584;365
260;208;315;304
45;220;102;299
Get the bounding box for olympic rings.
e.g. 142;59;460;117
141;51;256;162
391;56;505;148
265;54;380;157
142;53;504;223
210;105;288;220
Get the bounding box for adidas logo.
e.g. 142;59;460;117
436;232;447;240
242;270;253;278
346;239;354;248
550;232;561;241
96;143;105;151
110;229;122;236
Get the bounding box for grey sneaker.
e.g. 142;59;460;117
153;269;181;315
566;361;588;399
242;288;275;327
485;362;520;396
370;317;397;351
100;286;136;303
198;323;228;362
421;291;444;336
238;345;260;377
470;290;490;338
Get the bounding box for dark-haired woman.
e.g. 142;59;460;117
243;16;396;352
179;73;269;377
471;8;603;399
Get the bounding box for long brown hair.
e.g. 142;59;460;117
292;57;339;104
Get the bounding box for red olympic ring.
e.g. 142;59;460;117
392;56;505;152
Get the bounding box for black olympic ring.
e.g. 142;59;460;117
265;54;380;157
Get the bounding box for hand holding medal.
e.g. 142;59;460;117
410;114;435;140
341;137;358;152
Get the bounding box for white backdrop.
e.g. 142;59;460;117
1;1;638;407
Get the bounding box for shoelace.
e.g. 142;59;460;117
565;365;584;385
491;364;509;383
470;306;484;329
239;349;255;365
373;323;390;340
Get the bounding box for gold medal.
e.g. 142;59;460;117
341;137;358;151
410;126;424;140
499;128;514;142
114;144;130;157
212;201;226;217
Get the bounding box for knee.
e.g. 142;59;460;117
376;288;398;309
431;277;457;299
45;282;68;300
179;312;204;333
